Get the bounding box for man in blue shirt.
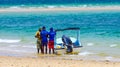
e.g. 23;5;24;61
40;26;48;54
48;27;56;54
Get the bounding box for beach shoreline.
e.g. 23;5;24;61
0;6;120;12
0;55;120;67
0;4;120;67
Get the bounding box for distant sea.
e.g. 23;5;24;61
0;0;120;8
0;0;120;62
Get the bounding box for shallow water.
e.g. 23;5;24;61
0;10;120;62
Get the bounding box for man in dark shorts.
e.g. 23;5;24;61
40;26;48;54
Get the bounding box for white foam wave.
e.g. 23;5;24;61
47;6;57;8
9;45;19;47
5;5;120;10
82;5;87;7
56;37;76;44
0;39;20;43
78;51;94;56
22;45;36;48
87;43;94;46
105;56;113;61
9;6;21;9
110;44;117;48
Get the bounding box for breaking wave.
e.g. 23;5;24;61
0;39;20;43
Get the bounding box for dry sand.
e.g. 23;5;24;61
0;55;119;67
0;6;120;12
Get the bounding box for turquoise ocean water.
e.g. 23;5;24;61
0;0;120;61
0;11;120;61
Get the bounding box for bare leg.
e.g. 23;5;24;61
49;49;51;54
40;45;43;54
45;45;47;54
37;48;39;54
42;46;44;54
52;49;55;54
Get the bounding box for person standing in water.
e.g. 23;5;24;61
40;26;48;54
48;27;56;54
35;28;43;54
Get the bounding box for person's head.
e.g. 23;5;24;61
42;26;46;30
38;28;42;32
50;27;53;31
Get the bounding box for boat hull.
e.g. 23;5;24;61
54;47;81;55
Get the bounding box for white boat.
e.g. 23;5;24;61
54;27;82;55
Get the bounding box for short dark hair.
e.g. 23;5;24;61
50;27;53;31
39;28;42;31
42;26;46;30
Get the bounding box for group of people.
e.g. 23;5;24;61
35;26;56;54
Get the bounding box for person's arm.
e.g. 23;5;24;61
35;31;38;38
35;35;37;38
46;31;49;38
35;31;39;38
55;31;56;35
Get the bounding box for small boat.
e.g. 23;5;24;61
54;27;83;55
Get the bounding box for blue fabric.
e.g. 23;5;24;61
62;35;72;46
48;31;56;41
40;30;48;43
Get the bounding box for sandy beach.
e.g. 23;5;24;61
0;4;120;67
0;55;119;67
0;6;120;12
